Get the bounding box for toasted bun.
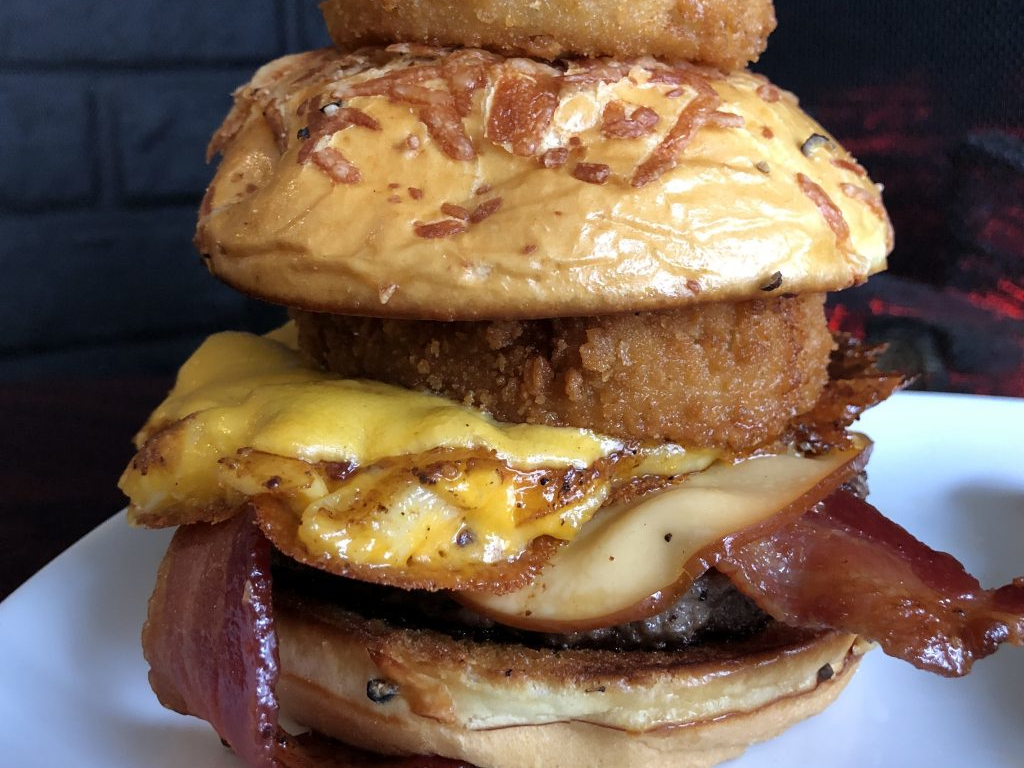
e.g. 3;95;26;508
275;591;869;768
320;0;776;70
197;47;891;321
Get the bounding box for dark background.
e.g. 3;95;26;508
1;0;1022;598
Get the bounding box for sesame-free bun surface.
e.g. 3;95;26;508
319;0;776;70
275;591;868;768
197;47;892;321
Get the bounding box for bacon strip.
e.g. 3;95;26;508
716;490;1024;677
144;512;478;767
143;512;280;768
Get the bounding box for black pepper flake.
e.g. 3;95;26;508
817;663;835;682
585;685;607;694
755;160;771;174
539;477;550;486
455;527;476;547
505;669;513;677
760;271;784;292
296;126;311;140
366;678;399;703
800;133;835;157
263;476;282;490
664;533;673;543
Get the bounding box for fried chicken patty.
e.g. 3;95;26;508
294;294;832;453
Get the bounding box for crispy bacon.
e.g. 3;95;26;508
144;512;478;767
143;512;279;768
716;490;1024;677
785;333;907;454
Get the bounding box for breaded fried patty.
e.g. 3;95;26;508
320;0;776;69
294;294;832;453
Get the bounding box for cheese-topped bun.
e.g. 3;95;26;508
319;0;777;70
197;46;892;321
275;590;869;768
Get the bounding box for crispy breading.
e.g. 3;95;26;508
294;294;833;454
320;0;776;69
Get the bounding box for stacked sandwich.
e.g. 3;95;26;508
120;2;1024;767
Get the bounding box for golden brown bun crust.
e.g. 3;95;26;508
197;47;892;321
319;0;777;70
294;293;832;452
275;591;868;768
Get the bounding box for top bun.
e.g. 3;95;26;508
196;47;892;320
320;0;777;71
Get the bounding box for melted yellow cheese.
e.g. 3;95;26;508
121;329;720;569
140;331;622;467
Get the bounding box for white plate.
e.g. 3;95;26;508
0;392;1021;767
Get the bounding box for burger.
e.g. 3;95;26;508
119;2;1024;767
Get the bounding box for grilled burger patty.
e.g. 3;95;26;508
275;562;769;652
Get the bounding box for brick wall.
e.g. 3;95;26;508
0;1;330;379
1;0;1021;383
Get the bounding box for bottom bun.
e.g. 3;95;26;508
274;589;870;768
